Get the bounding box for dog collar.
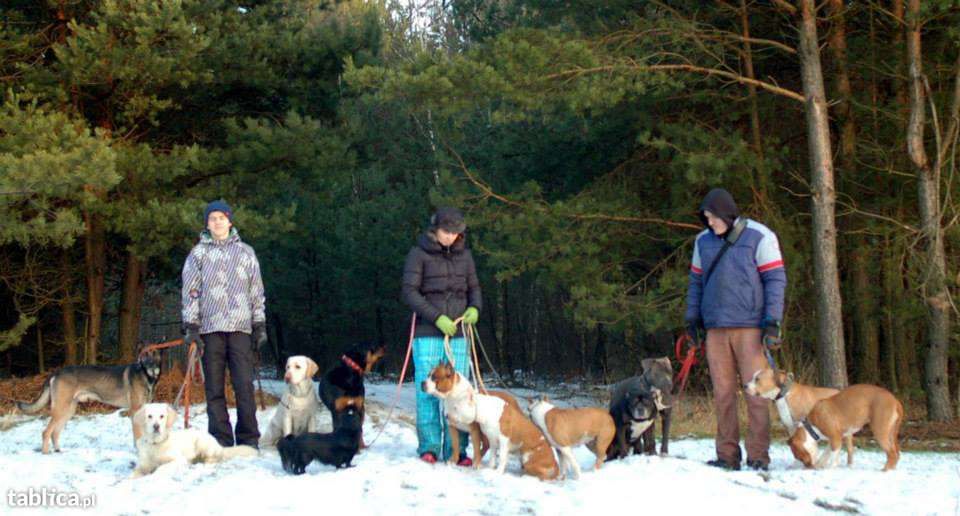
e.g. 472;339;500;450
341;355;364;375
774;375;793;401
801;419;822;441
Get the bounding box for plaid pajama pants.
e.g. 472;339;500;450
413;336;471;460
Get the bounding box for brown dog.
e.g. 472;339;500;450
789;384;903;471
529;396;615;479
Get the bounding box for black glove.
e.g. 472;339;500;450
685;318;705;348
183;323;203;355
762;319;782;350
252;322;268;349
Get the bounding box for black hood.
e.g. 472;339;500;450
417;230;465;254
698;188;739;230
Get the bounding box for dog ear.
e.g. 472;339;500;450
641;358;654;373
165;405;178;430
132;406;147;436
305;357;319;379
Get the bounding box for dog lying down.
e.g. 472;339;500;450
130;403;258;478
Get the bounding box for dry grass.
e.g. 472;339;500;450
0;365;278;416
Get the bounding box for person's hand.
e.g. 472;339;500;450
252;322;268;349
183;323;203;355
435;315;457;337
685;318;705;348
462;307;479;325
762;319;782;350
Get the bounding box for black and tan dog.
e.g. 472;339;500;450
278;401;363;474
15;351;162;453
318;341;386;446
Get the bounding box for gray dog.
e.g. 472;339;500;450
16;352;161;453
607;357;673;459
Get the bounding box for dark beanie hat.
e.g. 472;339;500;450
204;200;233;224
698;188;738;229
430;207;466;234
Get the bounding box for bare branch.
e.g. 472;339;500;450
546;63;804;102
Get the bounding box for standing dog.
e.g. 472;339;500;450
422;363;558;480
130;403;258;478
277;400;364;474
318;342;386;445
744;366;854;464
607;357;673;459
260;355;321;447
16;352;162;454
788;384;903;471
529;396;615;480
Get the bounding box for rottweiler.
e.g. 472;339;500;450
318;341;386;447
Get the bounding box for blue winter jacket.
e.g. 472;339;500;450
684;218;786;329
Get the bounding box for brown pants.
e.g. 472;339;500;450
706;327;770;464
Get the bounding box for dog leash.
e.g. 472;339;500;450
364;313;416;448
673;333;702;401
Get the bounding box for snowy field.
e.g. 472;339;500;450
1;380;958;515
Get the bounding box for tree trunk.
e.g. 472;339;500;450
36;324;44;373
83;210;106;365
738;0;769;205
905;0;953;421
61;252;79;366
797;0;848;388
880;236;899;392
118;251;146;363
827;0;877;385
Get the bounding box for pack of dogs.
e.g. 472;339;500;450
9;341;906;480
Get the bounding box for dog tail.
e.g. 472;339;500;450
222;445;259;460
16;376;53;414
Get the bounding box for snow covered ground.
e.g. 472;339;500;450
1;379;958;515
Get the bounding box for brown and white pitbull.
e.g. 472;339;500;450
529;396;615;480
789;384;903;471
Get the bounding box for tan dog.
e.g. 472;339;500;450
259;356;321;447
529;396;615;480
130;403;258;478
421;364;558;480
744;367;839;431
788;384;903;472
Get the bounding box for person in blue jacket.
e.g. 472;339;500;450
684;188;786;471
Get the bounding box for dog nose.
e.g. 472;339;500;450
152;423;160;432
420;381;427;392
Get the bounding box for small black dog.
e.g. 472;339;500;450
318;341;386;443
607;357;673;460
277;404;363;474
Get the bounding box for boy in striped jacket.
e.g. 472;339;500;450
181;200;266;448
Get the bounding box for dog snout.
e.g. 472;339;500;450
284;372;292;383
420;380;428;392
152;423;160;433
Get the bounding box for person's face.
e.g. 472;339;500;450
207;211;232;239
436;228;459;246
703;210;728;236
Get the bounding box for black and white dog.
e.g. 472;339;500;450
607;357;673;459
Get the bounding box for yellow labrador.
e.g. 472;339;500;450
259;356;321;447
130;403;257;478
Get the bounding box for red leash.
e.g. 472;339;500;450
365;313;416;447
673;333;702;399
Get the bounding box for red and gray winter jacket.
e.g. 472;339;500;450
684;188;786;329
